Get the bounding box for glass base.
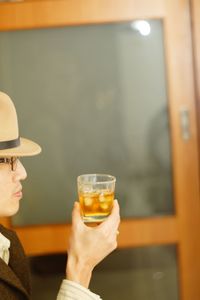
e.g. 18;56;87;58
83;215;108;223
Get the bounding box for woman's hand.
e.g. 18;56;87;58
66;200;120;288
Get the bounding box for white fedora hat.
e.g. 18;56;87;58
0;91;41;157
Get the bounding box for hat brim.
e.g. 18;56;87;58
0;137;41;157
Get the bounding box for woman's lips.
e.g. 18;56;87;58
14;191;22;198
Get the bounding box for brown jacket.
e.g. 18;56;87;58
0;224;31;300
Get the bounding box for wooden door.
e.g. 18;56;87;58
0;1;200;299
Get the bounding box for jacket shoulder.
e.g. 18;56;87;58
0;224;31;297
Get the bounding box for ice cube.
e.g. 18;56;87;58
99;193;105;202
100;202;109;211
84;197;93;206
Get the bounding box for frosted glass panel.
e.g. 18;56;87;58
30;245;179;300
0;20;173;225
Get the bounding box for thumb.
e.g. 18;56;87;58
99;199;120;230
72;201;83;227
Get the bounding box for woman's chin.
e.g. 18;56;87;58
5;202;20;217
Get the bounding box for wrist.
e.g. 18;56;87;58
66;255;93;288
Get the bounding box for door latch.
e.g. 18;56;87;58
180;107;190;141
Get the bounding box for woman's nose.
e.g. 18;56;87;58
13;159;27;181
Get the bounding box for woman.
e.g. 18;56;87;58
0;91;120;300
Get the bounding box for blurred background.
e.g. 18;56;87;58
0;0;200;299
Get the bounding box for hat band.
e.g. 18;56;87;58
0;137;20;150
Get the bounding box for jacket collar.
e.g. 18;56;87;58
0;250;29;299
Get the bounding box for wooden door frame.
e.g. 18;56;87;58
191;0;200;155
0;1;200;299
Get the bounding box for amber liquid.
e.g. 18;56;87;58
79;190;114;222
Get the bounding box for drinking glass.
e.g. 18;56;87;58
77;174;116;223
